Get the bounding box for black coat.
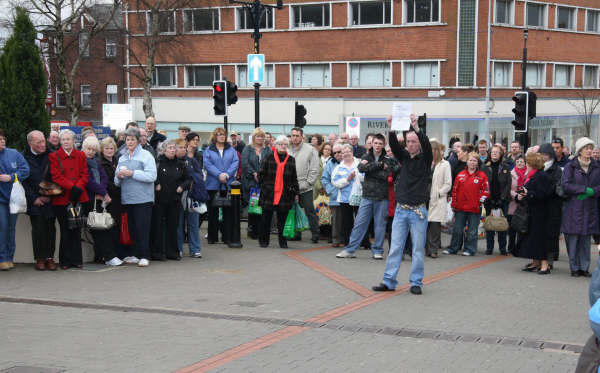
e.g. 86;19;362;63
99;154;122;220
21;148;54;217
514;170;553;260
258;151;299;211
543;161;563;250
148;131;166;151
483;159;511;209
357;150;398;201
155;155;191;204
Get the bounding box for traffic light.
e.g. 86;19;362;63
226;80;238;106
213;80;226;116
295;102;306;128
511;91;529;132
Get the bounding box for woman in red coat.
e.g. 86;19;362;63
49;129;89;269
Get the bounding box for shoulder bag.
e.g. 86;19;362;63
212;183;232;207
87;199;114;230
483;208;509;232
510;202;529;234
39;159;64;196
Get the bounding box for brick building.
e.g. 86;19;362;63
126;0;597;148
45;4;126;126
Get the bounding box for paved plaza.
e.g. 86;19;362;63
0;229;594;373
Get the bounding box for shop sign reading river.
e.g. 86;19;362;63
345;117;388;141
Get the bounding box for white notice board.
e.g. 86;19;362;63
103;104;133;131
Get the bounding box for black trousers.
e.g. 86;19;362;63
340;203;355;245
426;221;441;256
259;206;289;247
207;190;232;243
248;213;260;238
54;205;86;266
152;202;181;259
85;201;117;262
125;203;153;260
29;215;56;260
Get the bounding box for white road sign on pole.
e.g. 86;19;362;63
247;54;265;84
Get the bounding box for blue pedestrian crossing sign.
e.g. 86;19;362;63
247;54;265;84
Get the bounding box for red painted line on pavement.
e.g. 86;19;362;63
285;250;375;298
175;250;509;373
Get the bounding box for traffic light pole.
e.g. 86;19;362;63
229;0;282;129
519;30;529;151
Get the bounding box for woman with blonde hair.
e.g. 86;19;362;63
514;152;553;274
241;127;271;239
443;152;489;256
426;140;452;258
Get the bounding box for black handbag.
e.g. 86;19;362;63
212;184;231;207
67;202;86;230
510;202;529;234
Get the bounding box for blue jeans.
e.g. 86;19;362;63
448;211;480;255
345;198;388;255
0;203;18;262
178;209;201;255
565;234;591;272
381;205;428;289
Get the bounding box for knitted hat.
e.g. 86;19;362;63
538;143;554;159
575;137;595;156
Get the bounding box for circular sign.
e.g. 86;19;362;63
348;118;358;128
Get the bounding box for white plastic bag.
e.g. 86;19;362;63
445;199;454;224
9;175;27;214
349;180;362;206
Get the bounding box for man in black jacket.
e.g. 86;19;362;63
22;131;57;271
336;133;397;260
145;116;166;151
373;114;432;295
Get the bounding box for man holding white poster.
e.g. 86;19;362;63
372;113;432;295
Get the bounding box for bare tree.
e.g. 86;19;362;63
125;0;197;118
13;0;120;125
569;88;600;138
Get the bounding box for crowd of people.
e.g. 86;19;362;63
0;115;598;297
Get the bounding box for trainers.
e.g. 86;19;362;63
410;286;422;295
105;257;123;266
0;262;9;271
123;256;140;264
462;251;473;256
192;252;202;258
138;258;149;267
336;250;356;258
442;249;453;255
372;253;384;260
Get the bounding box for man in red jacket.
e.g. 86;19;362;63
443;152;489;256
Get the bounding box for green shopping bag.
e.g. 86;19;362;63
294;202;310;232
248;187;262;215
283;206;296;239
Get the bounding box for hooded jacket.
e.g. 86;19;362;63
451;169;490;213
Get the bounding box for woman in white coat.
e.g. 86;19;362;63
426;140;452;258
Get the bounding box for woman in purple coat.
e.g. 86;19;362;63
561;137;600;277
82;136;122;266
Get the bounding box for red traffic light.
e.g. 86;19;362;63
214;85;223;92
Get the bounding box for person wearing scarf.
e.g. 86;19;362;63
258;136;299;248
507;154;526;253
514;152;553;274
561;137;600;277
81;136;121;266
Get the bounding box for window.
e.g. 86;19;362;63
405;0;439;23
186;66;220;87
525;63;544;87
556;6;575;30
183;9;219;32
587;10;600;32
292;4;330;28
493;62;511;87
457;0;476;86
152;66;176;87
292;64;330;87
404;62;438;87
526;3;545;28
495;0;513;24
106;85;118;103
105;39;116;57
79;33;89;57
554;64;573;87
351;0;391;26
80;85;91;108
147;11;176;34
237;65;274;87
237;7;273;30
56;86;66;107
350;63;391;87
584;66;599;88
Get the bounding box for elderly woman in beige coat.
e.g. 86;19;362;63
426;140;452;258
